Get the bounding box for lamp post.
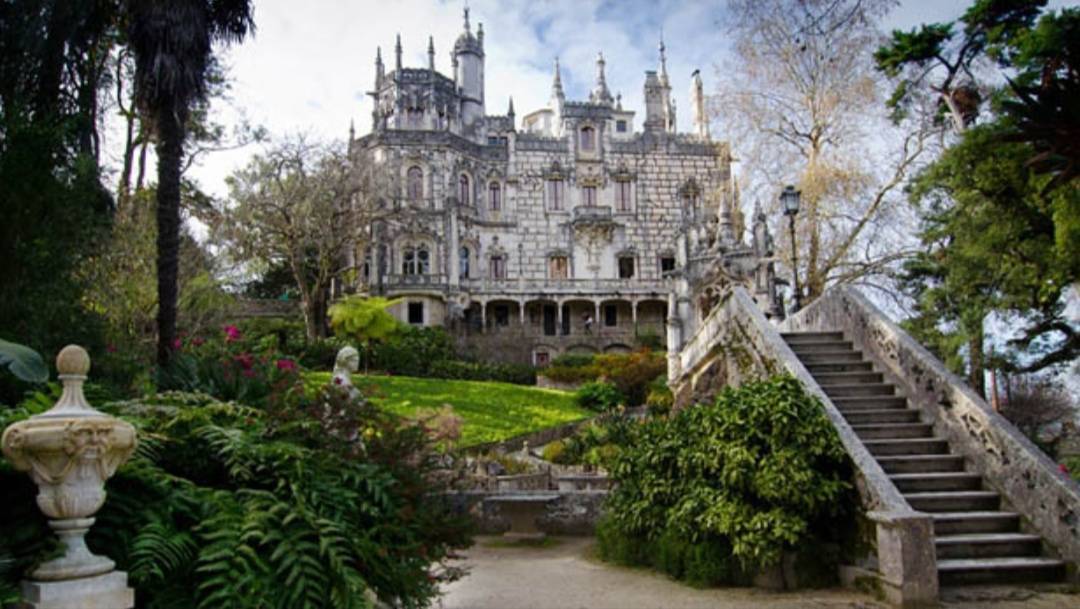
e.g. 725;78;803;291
780;185;803;312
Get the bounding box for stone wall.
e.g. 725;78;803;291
785;286;1080;569
442;490;607;536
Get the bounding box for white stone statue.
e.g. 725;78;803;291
332;346;360;396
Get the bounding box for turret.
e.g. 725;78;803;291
375;46;385;88
453;8;485;132
395;34;402;72
428;36;435;71
644;36;676;133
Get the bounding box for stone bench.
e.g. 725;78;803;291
485;494;559;541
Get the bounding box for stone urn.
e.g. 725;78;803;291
1;345;137;582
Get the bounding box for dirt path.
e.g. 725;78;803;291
438;537;1078;609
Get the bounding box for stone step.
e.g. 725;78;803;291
812;371;884;385
864;438;949;456
935;533;1043;560
877;454;966;474
832;396;909;411
889;472;982;493
937;557;1065;586
805;361;874;374
933;512;1020;535
823;383;897;398
843;409;922;425
905;490;999;512
781;331;845;343
796;351;864;364
788;340;855;354
851;423;934;440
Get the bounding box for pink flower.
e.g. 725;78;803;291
192;337;205;347
276;358;297;371
234;353;254;370
223;325;242;342
334;376;343;385
241;369;256;378
172;338;182;350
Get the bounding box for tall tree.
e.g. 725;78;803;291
124;0;254;368
714;0;939;304
211;136;374;341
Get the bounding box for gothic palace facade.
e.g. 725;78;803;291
349;10;781;365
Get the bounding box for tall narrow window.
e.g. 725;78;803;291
488;182;501;211
583;186;597;206
459;174;470;205
490;256;506;279
616;181;632;212
408;302;424;324
459;246;470;279
618;256;635;279
406;166;423;202
417;247;430;274
549;256;568;279
660;256;676;274
604;304;618;327
580;126;595;151
548;179;564;210
402;247;416;275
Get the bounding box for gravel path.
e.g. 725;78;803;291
438;537;1079;609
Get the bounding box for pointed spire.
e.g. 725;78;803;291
616;92;623;111
591;51;613;105
507;96;515;118
552;57;564;99
658;32;669;86
375;46;385;86
349;119;355;141
477;22;484;47
463;5;471;32
428;36;435;70
395;34;402;71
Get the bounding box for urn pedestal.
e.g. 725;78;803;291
1;346;137;609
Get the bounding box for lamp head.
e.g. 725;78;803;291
780;185;801;216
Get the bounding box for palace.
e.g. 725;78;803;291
348;9;781;365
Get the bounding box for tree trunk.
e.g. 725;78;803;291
967;324;986;399
155;106;186;368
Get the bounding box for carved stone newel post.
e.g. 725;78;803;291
1;345;137;608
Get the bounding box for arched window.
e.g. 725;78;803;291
616;180;632;212
489;255;507;279
402;247;416;275
406;166;423;202
488;182;501;211
459;174;470;205
580;126;595;151
459;246;470;279
417;246;430;274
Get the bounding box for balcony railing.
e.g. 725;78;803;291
461;277;673;295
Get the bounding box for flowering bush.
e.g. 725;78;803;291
157;324;303;408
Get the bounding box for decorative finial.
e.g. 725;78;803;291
507;96;515;117
464;5;471;32
56;344;90;377
659;31;669;84
395;33;403;70
428;35;435;70
552;57;564;98
477;22;484;45
349;119;355;140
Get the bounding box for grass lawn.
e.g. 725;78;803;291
306;373;590;447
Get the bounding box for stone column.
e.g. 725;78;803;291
519;299;526;327
2;346;137;609
631;300;639;337
449;206;460;289
480;300;487;333
594;301;601;338
556;300;564;336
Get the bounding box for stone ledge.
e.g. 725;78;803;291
17;571;134;609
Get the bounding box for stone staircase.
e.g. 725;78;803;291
782;331;1067;587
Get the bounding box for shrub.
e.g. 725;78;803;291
593;349;667;406
541;439;568;463
428;359;536;385
542;364;597;385
0;386;472;608
551;353;595;368
645;375;674;417
575;381;623;412
367;326;454;377
599;375;852;583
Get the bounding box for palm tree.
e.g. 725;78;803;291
125;0;254;367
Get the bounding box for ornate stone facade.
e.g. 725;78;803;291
349;10;780;364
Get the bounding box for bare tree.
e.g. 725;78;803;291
714;0;941;302
211;135;368;340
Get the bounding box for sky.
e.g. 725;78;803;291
156;0;1010;199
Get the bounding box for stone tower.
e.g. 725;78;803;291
453;8;485;134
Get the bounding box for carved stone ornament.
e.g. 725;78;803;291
1;345;137;582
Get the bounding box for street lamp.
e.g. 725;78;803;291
780;185;803;312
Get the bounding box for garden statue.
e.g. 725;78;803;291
332;345;361;398
1;345;136;608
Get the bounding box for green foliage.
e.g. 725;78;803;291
543;349;666;406
550;353;595;368
0;338;48;384
645;376;674;417
575;381;623;412
1063;456;1080;482
541;440;568;464
1;387;471;609
329;296;400;347
428;360;536;386
365;326;454;377
541;364;597;385
599;376;852;581
306;372;589;447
